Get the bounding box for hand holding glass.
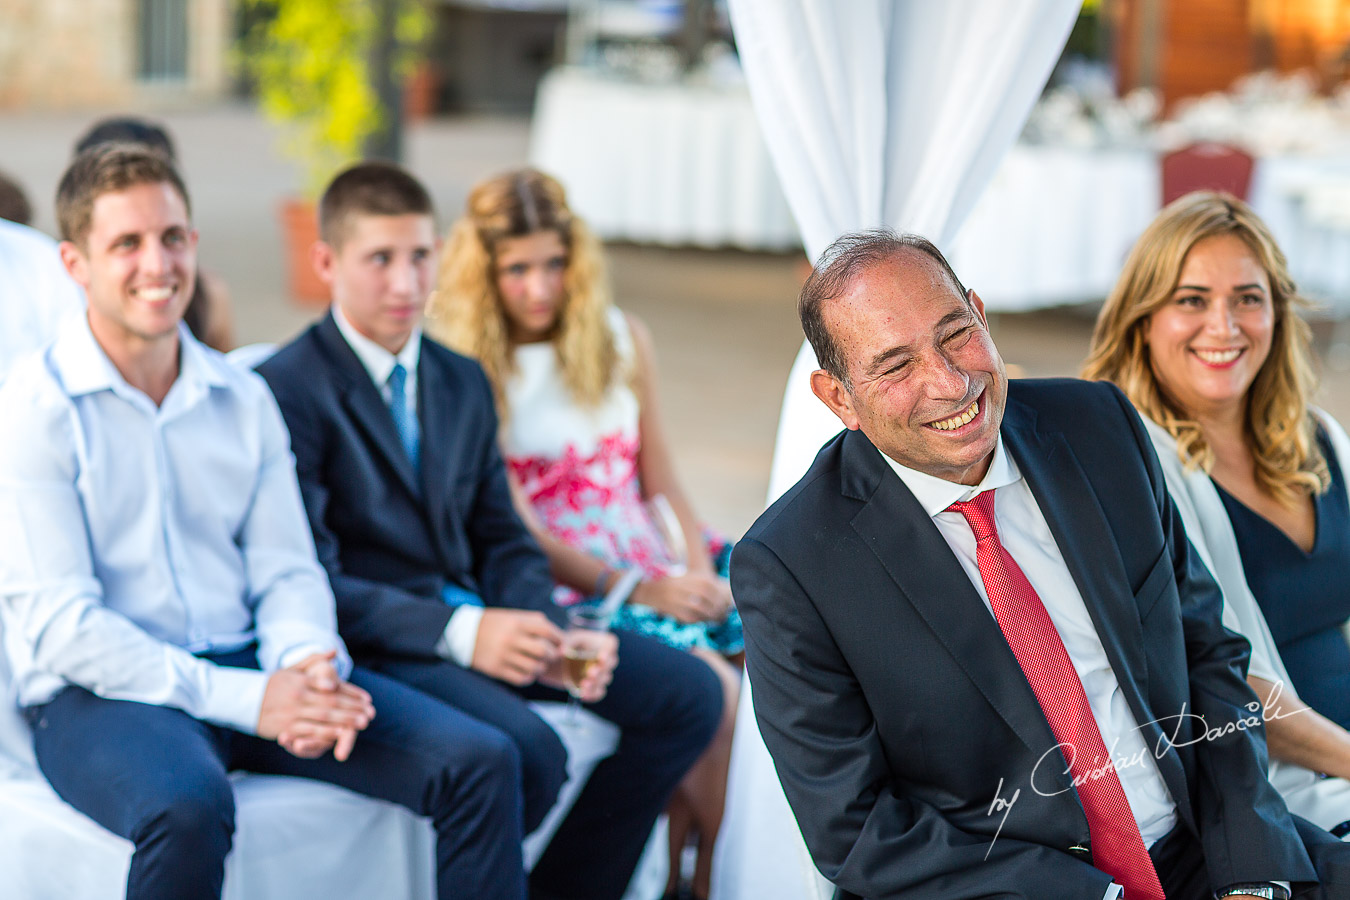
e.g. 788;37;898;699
563;607;610;720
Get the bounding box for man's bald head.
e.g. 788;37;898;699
798;230;967;388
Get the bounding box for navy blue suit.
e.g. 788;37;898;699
733;379;1350;900
258;314;721;900
28;647;529;900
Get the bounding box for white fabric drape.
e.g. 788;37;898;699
713;3;1082;899
741;0;1085;503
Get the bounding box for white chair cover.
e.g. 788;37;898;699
0;577;621;898
712;3;1082;898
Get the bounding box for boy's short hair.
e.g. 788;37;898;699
74;116;177;161
56;143;191;247
319;161;435;248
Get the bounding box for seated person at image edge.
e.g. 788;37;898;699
256;161;722;900
0;144;530;900
0;216;85;379
1083;191;1350;833
732;229;1350;900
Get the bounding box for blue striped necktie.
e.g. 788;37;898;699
387;362;420;474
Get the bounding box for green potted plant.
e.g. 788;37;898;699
238;0;431;303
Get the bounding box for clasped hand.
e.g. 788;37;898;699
633;570;733;625
257;650;374;761
472;608;617;702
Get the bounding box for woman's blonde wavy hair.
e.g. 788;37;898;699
426;168;619;416
1082;190;1327;504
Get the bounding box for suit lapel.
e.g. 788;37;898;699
1001;397;1149;703
417;339;453;539
842;430;1073;792
315;314;421;499
1001;396;1194;810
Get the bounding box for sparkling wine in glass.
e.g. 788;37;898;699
563;606;609;722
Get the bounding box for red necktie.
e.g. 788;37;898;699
948;490;1164;900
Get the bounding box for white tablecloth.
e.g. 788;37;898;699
950;146;1350;313
528;68;799;251
947;145;1160;310
1249;154;1350;313
532;74;1350;313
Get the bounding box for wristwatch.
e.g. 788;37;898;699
1215;885;1289;899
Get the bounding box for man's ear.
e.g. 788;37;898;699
810;368;862;431
58;240;89;288
968;288;988;326
311;240;337;287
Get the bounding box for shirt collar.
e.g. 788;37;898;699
332;303;421;389
50;313;226;401
878;435;1021;518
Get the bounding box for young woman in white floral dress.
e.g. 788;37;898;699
428;169;741;900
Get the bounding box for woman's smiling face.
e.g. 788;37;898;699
1144;233;1275;420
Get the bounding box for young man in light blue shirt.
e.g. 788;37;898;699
0;143;530;899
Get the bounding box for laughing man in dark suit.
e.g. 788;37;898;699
732;230;1350;900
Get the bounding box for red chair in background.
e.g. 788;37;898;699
1161;142;1255;206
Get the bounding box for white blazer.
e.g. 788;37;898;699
1144;410;1350;832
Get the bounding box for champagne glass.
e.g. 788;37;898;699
562;606;609;723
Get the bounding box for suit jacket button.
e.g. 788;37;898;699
1068;844;1091;861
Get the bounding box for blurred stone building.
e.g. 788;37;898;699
0;0;232;108
4;0;1349;113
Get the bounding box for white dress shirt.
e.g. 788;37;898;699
0;220;84;382
0;315;349;734
881;438;1178;899
331;306;483;666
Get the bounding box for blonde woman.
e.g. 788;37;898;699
428;168;740;900
1084;190;1350;833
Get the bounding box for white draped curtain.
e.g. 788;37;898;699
712;3;1082;898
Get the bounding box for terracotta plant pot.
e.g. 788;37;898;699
280;197;329;305
404;61;438;122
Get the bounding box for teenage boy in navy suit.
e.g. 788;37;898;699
258;161;721;900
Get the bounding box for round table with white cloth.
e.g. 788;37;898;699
1248;153;1350;313
945;144;1159;310
528;67;800;251
532;79;1350;314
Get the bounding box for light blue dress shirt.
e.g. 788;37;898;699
0;316;350;734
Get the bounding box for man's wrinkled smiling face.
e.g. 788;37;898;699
810;249;1008;486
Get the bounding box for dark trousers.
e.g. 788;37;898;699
1151;818;1350;900
369;629;723;900
26;651;528;900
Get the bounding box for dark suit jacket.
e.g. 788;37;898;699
731;378;1314;900
257;313;563;660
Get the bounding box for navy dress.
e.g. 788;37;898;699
1216;429;1350;730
